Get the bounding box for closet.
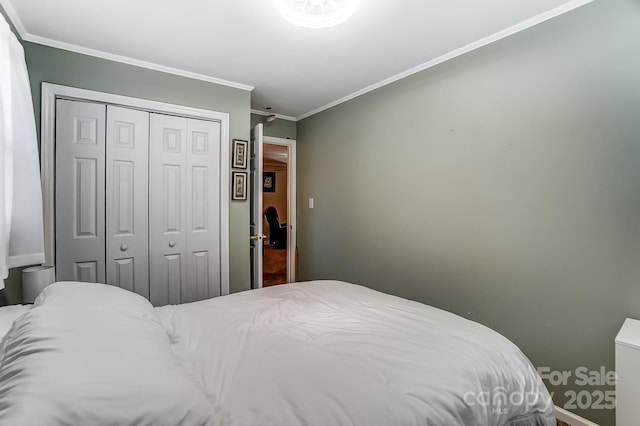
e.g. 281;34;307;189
55;99;223;306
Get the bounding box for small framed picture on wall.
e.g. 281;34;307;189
232;139;248;169
263;171;276;193
232;172;247;201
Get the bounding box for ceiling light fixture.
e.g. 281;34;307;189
278;0;358;29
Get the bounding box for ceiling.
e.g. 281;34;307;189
2;0;591;121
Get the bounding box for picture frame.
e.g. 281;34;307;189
231;172;247;201
263;171;276;193
232;139;248;169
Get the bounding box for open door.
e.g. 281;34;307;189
250;123;264;289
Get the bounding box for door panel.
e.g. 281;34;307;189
250;124;264;289
113;258;135;292
149;114;188;306
192;251;209;300
164;254;183;305
186;119;221;301
162;165;182;231
106;106;149;298
55;99;106;283
75;261;98;282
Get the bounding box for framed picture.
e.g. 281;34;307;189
232;172;247;201
232;139;248;169
263;171;276;192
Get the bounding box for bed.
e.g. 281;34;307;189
0;280;554;425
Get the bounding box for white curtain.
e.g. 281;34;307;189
0;15;45;289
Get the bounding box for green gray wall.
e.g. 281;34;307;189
2;37;252;302
251;113;297;139
297;0;640;424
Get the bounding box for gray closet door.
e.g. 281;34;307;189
55;99;106;283
105;106;150;298
148;113;222;306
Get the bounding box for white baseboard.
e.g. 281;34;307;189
555;406;600;426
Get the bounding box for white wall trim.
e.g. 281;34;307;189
0;0;253;93
296;0;594;121
41;82;230;295
28;34;253;92
263;136;297;282
251;109;297;122
0;0;27;36
555;406;600;426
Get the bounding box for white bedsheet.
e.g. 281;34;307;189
0;280;554;425
156;280;555;426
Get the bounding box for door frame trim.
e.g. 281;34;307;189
263;136;297;283
40;82;231;295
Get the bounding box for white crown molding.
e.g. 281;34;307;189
296;0;595;121
0;0;26;36
251;109;297;122
24;33;255;91
0;0;253;92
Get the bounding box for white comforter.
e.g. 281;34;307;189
0;280;554;425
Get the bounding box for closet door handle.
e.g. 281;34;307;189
120;244;128;252
169;240;176;248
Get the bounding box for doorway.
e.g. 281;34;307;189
262;141;291;286
251;127;296;289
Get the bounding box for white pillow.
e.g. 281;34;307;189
0;282;217;425
0;305;31;340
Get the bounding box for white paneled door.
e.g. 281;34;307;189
149;114;222;305
105;106;149;298
149;114;188;305
55;99;225;305
186;118;222;300
56;99;106;283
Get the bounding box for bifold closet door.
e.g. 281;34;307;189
56;100;222;303
56;101;149;293
149;113;221;306
55;99;106;283
105;106;150;298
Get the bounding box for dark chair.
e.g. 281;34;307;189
264;206;287;249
